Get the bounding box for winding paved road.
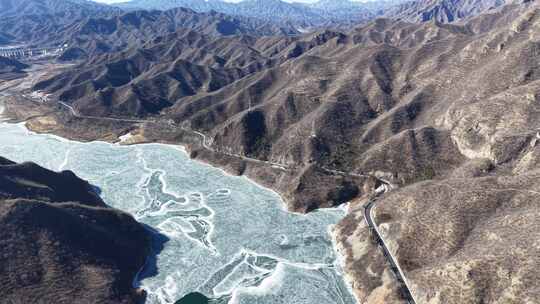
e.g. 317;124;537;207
183;125;289;171
320;167;371;179
57;100;291;171
58;102;153;123
364;181;418;304
53;95;418;303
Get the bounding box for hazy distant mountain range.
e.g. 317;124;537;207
115;0;405;28
114;0;521;28
384;0;520;22
0;0;519;41
0;0;120;18
0;1;298;56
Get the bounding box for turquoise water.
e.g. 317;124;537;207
0;122;356;304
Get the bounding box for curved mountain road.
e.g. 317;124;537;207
59;97;416;302
364;181;417;304
58;100;290;171
180;122;289;171
58;102;153;123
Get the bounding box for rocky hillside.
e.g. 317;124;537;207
385;0;520;22
0;56;28;78
115;0;510;27
0;156;152;303
2;1;539;303
335;169;540;303
117;0;376;28
0;0;120;46
0;2;296;57
0;0;119;18
30;1;538;210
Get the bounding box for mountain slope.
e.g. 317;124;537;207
32;1;539;209
0;0;122;45
0;5;296;57
385;0;518;22
117;0;375;28
33;28;291;112
3;1;539;303
0;0;119;18
335;170;540;304
0;56;29;74
0;156;152;303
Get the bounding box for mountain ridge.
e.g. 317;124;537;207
116;0;379;28
0;0;539;303
384;0;520;22
0;5;297;58
0;156;153;304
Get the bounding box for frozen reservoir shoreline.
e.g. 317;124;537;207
0;122;358;304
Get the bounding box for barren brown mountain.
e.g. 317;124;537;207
0;56;28;80
384;0;520;22
0;3;297;58
2;0;539;303
0;157;152;304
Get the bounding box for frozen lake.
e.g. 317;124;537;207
0;122;356;304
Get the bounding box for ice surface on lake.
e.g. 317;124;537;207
0;123;356;304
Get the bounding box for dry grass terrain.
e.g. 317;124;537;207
1;1;539;303
0;157;152;304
